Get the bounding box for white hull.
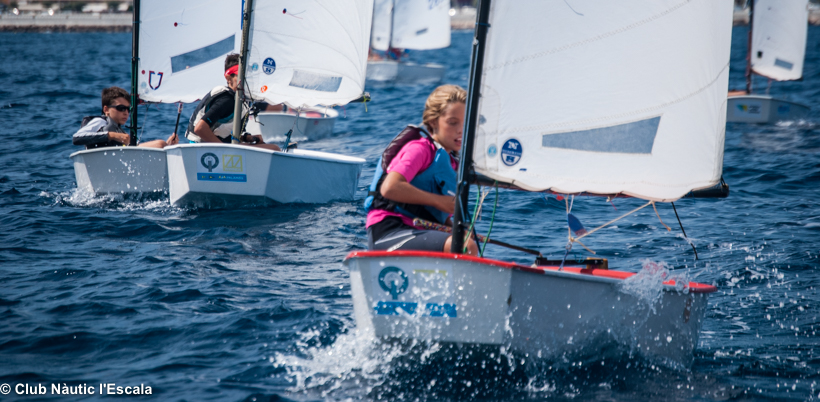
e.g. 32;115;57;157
366;60;446;85
345;251;716;367
246;107;339;143
165;144;364;207
70;147;168;195
727;94;810;124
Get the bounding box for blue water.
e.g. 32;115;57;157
0;26;819;401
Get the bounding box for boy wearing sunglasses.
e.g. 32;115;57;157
72;86;175;149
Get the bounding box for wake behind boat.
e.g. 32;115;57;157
348;0;733;367
727;0;811;123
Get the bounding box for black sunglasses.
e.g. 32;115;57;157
109;104;131;112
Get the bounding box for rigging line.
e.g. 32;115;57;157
574;200;654;242
671;202;699;260
652;201;672;231
464;185;483;254
479;183;499;257
570;236;595;255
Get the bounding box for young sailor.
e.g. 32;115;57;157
365;84;478;254
185;53;282;151
72;86;176;149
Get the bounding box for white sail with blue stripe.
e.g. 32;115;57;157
750;0;808;82
370;0;451;52
138;0;242;103
471;0;733;201
244;0;374;108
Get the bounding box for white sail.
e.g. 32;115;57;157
390;0;451;50
244;0;373;108
471;0;733;202
371;0;393;52
751;0;808;81
138;0;242;103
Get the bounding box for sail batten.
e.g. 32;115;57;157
471;0;733;202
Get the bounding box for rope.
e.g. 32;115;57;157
463;186;483;253
672;202;699;260
479;183;499;257
652;201;672;231
573;200;654;242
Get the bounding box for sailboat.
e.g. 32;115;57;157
366;0;451;84
164;0;372;207
68;0;210;196
346;0;732;366
727;0;810;123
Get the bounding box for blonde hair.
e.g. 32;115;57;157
422;84;467;132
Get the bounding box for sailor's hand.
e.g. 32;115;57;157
437;195;456;215
167;132;179;146
242;133;265;144
109;132;131;145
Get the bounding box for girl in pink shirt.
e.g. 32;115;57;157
366;85;479;254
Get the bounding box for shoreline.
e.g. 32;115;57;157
2;9;820;33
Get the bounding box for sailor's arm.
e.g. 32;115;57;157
381;171;455;215
192;120;223;143
72;118;130;147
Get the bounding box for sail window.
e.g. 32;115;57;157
170;35;236;73
541;116;661;154
774;58;794;70
288;71;342;92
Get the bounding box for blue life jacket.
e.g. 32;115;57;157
365;125;457;225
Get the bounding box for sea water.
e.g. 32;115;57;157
0;26;819;401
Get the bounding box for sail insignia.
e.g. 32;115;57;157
541;116;660;154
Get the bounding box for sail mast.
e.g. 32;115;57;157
129;0;140;145
451;0;492;254
231;0;254;144
745;0;755;94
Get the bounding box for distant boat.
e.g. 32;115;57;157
245;106;339;143
727;0;810;123
165;0;370;207
347;0;732;367
366;0;450;85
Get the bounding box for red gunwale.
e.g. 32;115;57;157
345;250;717;294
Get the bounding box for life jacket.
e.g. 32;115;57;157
185;86;242;142
365;125;458;225
81;115;126;133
